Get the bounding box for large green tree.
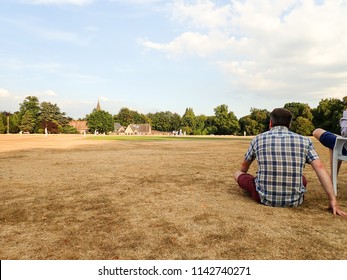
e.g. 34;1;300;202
250;108;270;133
312;98;345;134
147;111;181;132
291;116;315;136
239;115;259;136
239;108;270;136
114;107;149;126
39;101;69;133
19;96;40;133
9;112;21;133
0;113;5;133
213;104;240;135
87;109;115;134
181;108;196;135
284;102;314;135
19;111;36;133
284;102;313;120
204;116;218;135
194;115;208;135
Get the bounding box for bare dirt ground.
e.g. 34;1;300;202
0;134;346;260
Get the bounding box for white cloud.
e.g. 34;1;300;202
44;90;58;96
218;60;288;92
169;0;232;29
222;0;347;99
0;88;10;98
0;89;24;113
141;30;235;57
141;0;347;101
99;96;110;102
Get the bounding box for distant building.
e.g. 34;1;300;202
69;120;88;134
114;123;125;134
125;124;152;135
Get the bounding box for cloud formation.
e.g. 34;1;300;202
44;90;57;96
142;0;347;101
0;88;10;98
169;0;232;29
141;30;235;57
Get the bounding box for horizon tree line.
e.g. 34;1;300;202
1;96;347;136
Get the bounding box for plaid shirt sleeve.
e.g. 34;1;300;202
244;137;257;162
306;138;319;163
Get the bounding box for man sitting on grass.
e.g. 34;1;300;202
234;108;346;216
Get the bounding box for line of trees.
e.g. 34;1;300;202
0;96;78;134
1;95;347;136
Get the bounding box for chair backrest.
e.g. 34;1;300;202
334;137;347;159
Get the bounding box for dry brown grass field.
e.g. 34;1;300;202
0;134;346;260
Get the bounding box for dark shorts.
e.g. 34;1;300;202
237;174;307;204
319;131;347;155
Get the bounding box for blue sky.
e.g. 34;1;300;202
1;0;347;119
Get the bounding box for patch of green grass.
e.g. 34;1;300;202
86;135;252;141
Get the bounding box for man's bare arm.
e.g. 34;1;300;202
310;159;347;217
234;160;252;182
240;159;252;173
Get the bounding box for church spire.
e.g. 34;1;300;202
96;99;101;111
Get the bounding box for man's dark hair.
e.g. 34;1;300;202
270;108;292;128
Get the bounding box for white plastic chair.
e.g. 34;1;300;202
332;136;347;195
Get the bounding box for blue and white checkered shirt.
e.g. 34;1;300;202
245;126;319;207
